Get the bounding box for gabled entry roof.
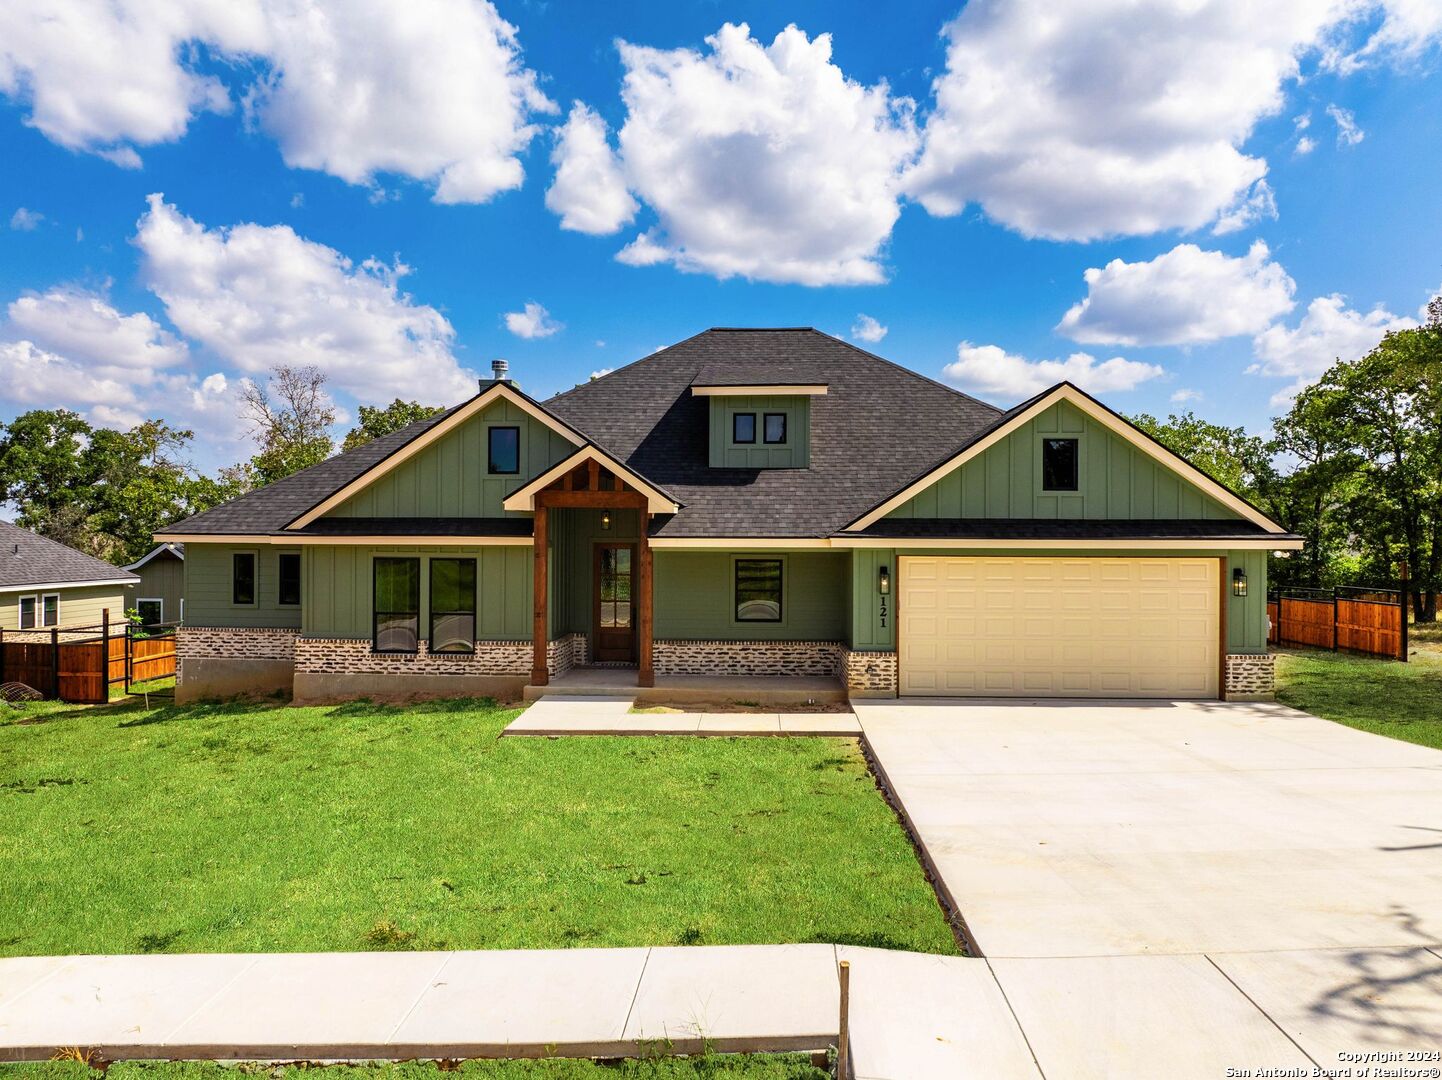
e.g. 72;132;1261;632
502;443;681;514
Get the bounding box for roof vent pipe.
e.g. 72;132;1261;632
492;358;510;381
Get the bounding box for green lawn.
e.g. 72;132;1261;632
0;1057;826;1080
1275;637;1442;750
0;695;956;958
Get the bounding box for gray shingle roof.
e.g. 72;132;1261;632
546;329;1002;537
0;520;139;589
691;356;828;387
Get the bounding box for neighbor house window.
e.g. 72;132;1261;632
429;558;476;654
137;599;163;627
41;593;59;627
232;552;256;605
763;412;787;444
18;595;37;630
735;558;783;622
278;553;301;605
1042;438;1079;491
373;557;421;653
732;412;756;444
488;426;520;474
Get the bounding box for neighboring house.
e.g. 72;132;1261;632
0;520;138;632
123;542;185;627
156;329;1301;704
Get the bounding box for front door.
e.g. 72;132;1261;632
593;544;636;663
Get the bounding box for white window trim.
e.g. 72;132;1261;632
18;594;38;630
40;592;60;627
137;597;165;624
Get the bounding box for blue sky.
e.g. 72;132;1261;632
1;0;1439;472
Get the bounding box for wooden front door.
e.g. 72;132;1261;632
593;543;636;663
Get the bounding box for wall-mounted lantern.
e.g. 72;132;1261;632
1232;567;1248;597
601;510;612;531
878;564;891;595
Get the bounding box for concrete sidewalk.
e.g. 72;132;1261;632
0;945;1041;1078
504;696;862;736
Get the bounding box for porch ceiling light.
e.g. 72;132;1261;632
1232;567;1248;597
878;564;891;595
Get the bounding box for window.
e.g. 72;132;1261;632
232;553;256;605
1042;438;1079;491
763;412;787;444
278;553;301;605
374;557;421;653
735;558;783;622
429;558;476;654
732;412;756;444
18;595;37;630
41;593;59;627
488;425;520;474
137;599;164;627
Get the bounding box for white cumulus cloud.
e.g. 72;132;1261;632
904;0;1437;241
9;207;44;231
1171;388;1203;404
503;301;562;339
0;0;553;203
1326;103;1366;146
850;314;887;343
133;193;479;403
553;23;919;286
1057;241;1296;346
545;103;637;235
942;342;1165;401
1250;293;1417;404
8;287;189;381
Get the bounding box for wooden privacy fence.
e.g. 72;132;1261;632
0;613;177;703
1268;587;1407;661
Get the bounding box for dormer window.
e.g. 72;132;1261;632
763;413;787;444
1042;438;1079;491
732;413;757;444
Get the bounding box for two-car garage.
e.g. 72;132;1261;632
896;556;1221;698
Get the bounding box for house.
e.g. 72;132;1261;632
155;328;1300;704
123;543;185;627
0;519;138;631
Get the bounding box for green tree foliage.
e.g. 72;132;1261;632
1129;411;1279;506
341;398;444;452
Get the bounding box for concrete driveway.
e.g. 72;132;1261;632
856;698;1442;1074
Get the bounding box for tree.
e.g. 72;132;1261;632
0;409;94;530
240;365;336;485
341;399;444;452
1128;411;1279;508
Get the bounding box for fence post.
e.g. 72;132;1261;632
125;619;132;693
1331;588;1338;651
0;626;5;684
837;959;851;1080
51;626;60;700
1399;562;1410;663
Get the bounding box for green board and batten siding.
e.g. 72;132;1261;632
886;400;1236;521
328;398;575;519
707;396;810;469
183;544;302;630
655;551;848;641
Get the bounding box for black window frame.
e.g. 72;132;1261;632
373;557;421;654
732;412;757;444
734;557;783;623
488;425;520;475
232;552;256;606
428;557;477;655
278;552;301;606
1041;438;1080;492
763;412;787;444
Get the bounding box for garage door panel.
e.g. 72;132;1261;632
899;556;1219;699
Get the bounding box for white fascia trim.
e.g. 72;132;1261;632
123;542;184;570
648;537;833;549
829;536;1304;551
0;577;138;594
501;445;680;514
845;384;1286;534
690;385;829;396
285;383;586;531
154;534;268;544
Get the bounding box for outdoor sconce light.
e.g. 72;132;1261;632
601;510;612;531
878;565;891;595
1232;568;1248;597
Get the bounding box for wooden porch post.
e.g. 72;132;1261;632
637;511;654;687
531;499;549;686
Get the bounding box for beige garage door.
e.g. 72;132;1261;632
898;557;1219;698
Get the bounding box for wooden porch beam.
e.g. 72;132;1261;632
638;511;654;688
531;503;549;686
534;490;647;510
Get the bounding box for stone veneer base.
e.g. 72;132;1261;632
652;639;843;678
1224;652;1276;700
176;626;300;703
